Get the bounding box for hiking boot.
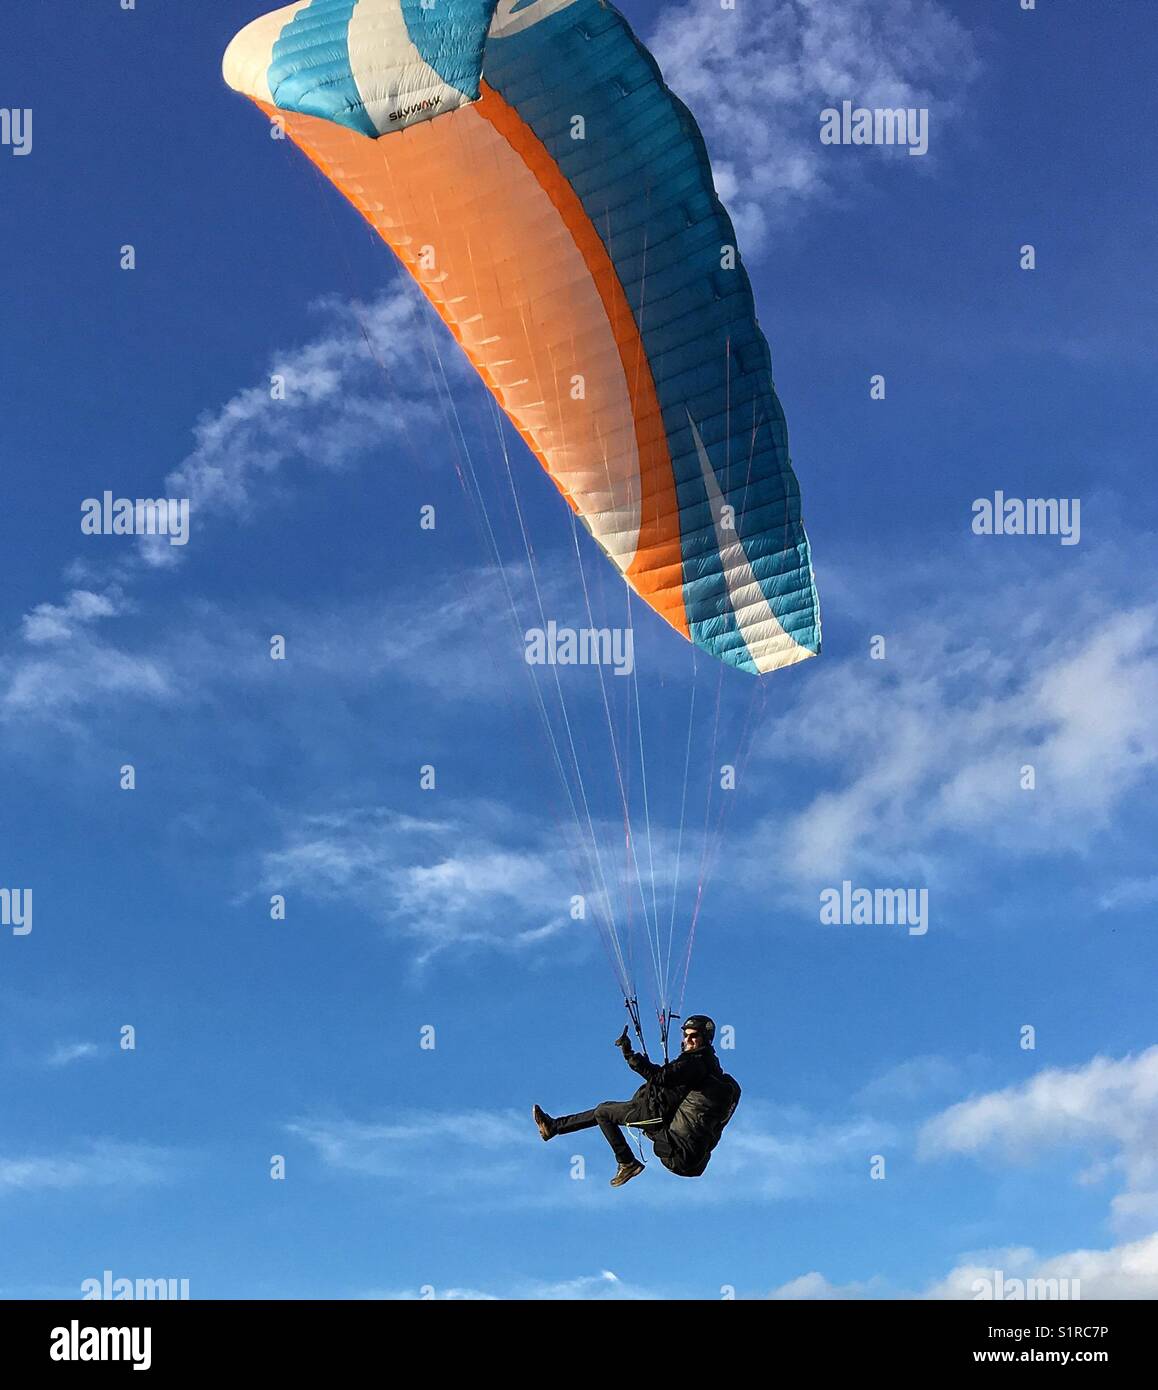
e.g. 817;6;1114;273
532;1104;554;1141
610;1159;645;1187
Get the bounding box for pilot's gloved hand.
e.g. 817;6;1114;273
613;1026;632;1055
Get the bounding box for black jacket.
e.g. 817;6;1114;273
626;1044;723;1116
624;1045;738;1178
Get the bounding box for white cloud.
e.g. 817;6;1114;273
1098;876;1158;911
257;793;711;976
923;1233;1158;1301
288;1109;571;1210
517;1270;651;1301
164;291;445;525
288;1110;528;1184
45;1042;100;1068
768;1050;1158;1299
259;805;583;965
0;1141;171;1194
649;0;979;251
771;1234;1158;1300
21;590;122;645
2;561;516;728
769;1271;885;1300
365;1270;655;1301
2;638;175;720
920;1047;1158;1235
1;290;459;722
752;584;1158;886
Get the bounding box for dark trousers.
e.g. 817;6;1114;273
551;1099;655;1166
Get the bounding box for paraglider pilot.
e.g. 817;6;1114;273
533;1015;735;1188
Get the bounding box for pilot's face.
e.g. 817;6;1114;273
682;1029;704;1052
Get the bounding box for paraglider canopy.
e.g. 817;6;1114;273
222;0;821;678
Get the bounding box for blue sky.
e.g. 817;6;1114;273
2;0;1157;1300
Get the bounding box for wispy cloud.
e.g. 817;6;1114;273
709;1098;896;1201
1;561;517;730
650;0;980;251
1;289;470;728
2;635;175;722
1098;876;1158;912
287;1110;536;1209
161;291;444;536
259;805;583;965
769;1271;887;1300
288;1095;895;1211
751;572;1158;887
0;1141;172;1195
45;1042;100;1068
364;1269;656;1301
21;590;125;646
289;1110;528;1181
516;1270;654;1301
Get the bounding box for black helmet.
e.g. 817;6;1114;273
682;1015;715;1044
